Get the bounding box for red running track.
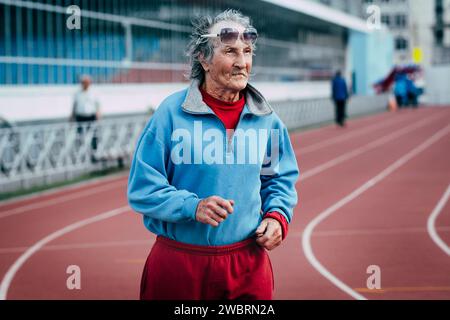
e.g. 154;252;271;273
0;107;449;300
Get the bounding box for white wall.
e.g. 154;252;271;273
425;65;450;105
0;81;332;123
409;0;435;68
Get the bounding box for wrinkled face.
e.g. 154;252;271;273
203;21;253;92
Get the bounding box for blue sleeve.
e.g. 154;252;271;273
260;124;299;223
127;126;201;223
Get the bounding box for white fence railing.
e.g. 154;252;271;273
0;94;389;193
271;94;389;129
0;115;148;192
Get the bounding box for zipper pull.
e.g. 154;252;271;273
226;130;233;154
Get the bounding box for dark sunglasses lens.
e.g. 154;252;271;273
243;31;258;43
220;29;239;44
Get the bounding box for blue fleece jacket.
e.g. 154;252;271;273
127;81;299;246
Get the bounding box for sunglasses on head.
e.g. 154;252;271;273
199;27;258;45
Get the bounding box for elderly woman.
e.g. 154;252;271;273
128;9;299;300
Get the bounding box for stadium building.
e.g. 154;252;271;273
0;0;393;122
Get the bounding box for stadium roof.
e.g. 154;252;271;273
261;0;370;33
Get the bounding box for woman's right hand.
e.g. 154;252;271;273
195;196;234;227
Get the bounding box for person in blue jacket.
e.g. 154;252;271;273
394;73;408;108
331;70;349;127
127;9;299;300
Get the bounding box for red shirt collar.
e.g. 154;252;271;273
199;87;245;111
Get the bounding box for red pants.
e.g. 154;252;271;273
140;236;274;300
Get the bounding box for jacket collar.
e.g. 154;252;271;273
181;79;273;116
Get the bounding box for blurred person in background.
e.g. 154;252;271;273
394;73;408;109
128;9;299;300
71;75;101;159
331;70;349;127
406;75;419;108
71;75;101;122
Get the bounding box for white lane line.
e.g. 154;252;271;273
299;112;442;181
294;109;396;138
297;111;416;155
290;226;450;238
427;183;450;256
0;172;128;207
0;179;125;219
0;239;151;254
302;123;450;300
0;205;130;300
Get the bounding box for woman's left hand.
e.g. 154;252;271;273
255;218;283;250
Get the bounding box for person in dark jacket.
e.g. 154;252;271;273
331;70;349;127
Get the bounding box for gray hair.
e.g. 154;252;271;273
185;9;256;81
